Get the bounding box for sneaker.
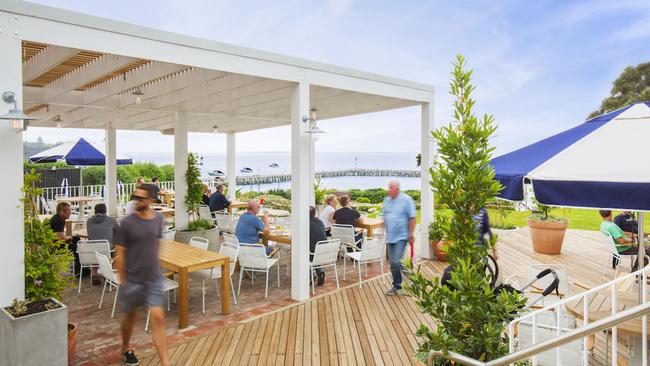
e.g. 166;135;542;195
385;287;403;296
317;272;325;286
121;350;139;365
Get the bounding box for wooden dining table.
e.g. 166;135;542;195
158;191;175;207
356;217;384;237
152;205;175;218
260;230;292;246
228;200;248;214
159;240;231;329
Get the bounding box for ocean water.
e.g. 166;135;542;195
127;151;423;191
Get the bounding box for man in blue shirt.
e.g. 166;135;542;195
208;184;231;213
235;199;270;244
382;180;416;295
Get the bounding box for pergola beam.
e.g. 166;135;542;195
22;45;78;83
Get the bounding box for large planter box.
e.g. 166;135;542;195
1;298;68;366
175;227;221;252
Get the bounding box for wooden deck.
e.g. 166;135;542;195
130;228;639;366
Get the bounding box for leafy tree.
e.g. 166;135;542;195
405;55;525;364
590;61;650;118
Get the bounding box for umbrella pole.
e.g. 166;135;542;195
638;211;645;302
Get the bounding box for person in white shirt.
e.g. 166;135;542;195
319;194;338;236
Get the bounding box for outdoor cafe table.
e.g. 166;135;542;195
159;240;231;329
260;229;292;246
566;279;649;365
56;196;95;221
356;217;384;237
228;200;248;214
152;205;175;218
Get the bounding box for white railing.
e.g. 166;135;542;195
427;265;649;366
38;179;215;213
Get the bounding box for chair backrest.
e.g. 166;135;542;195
162;230;176;241
527;264;569;296
219;242;239;275
39;196;52;214
95;251;119;284
189;236;209;250
215;212;235;230
601;231;621;256
198;205;212;220
331;224;356;246
359;236;385;262
223;232;239;246
77;240;111;265
311;239;341;267
238;243;269;269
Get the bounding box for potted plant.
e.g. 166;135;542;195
527;199;568;254
174;153;220;251
428;214;450;261
1;171;75;366
405;55;525;364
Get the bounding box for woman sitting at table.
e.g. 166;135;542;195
202;184;211;206
332;195;363;249
319;194;337;236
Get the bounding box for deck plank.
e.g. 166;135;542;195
134;228;630;366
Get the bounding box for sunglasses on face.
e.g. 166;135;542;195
133;195;150;201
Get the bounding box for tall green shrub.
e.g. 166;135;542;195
22;171;73;301
405;55;525;364
185;153;206;224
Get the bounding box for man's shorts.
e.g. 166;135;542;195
118;278;165;313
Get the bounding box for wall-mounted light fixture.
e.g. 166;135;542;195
0;91;36;132
301;107;326;134
54;115;63;129
212;125;219;134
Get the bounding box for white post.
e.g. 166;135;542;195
291;81;311;301
105;123;117;216
419;100;434;259
226;132;236;201
0;32;24;306
174;112;189;230
309;121;316;206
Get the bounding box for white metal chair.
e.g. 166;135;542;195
190;242;240;312
238;243;280;298
601;232;637;278
215;211;236;233
162;230;176;241
222;232;239;246
198;205;214;223
310;239;341;294
77;240;111;293
189;236;209;250
343;236;386;288
144;277;179;332
39;196;53;214
331;224;363;258
95;251;120;318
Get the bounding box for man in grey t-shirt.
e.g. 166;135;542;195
114;184;168;366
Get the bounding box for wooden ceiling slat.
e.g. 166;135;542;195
76;60;151;91
25;49;104;87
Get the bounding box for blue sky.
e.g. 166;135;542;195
24;0;650;156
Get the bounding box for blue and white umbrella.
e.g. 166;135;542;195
492;102;650;210
29;137;132;166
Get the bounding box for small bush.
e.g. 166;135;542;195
187;218;213;231
356;197;371;204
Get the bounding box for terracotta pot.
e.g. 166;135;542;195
432;240;449;262
528;219;568;254
67;322;78;366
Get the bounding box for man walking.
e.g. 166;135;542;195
383;180;416;295
114;184;168;365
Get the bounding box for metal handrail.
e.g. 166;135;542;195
429;302;650;366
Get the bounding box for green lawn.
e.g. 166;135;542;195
488;208;650;231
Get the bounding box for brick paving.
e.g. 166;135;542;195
66;252;401;365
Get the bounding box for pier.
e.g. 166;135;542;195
234;168;420;185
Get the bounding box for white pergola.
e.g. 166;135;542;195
0;0;435;305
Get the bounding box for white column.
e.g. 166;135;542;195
308;123;316;206
419;100;434;259
226;132;236;201
105;123;117;216
174;112;189;230
0;33;24;306
290;81;311;301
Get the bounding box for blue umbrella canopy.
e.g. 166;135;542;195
29;138;132;166
491;102;650;210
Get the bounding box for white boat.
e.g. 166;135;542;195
240;167;253;173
